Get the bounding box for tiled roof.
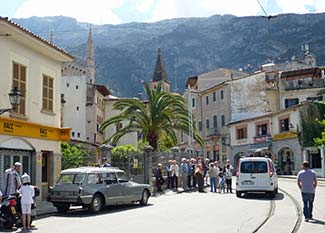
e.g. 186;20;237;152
0;17;74;60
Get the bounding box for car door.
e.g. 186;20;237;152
116;172;136;203
102;172;123;205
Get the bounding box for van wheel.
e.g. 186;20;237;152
56;205;70;214
236;191;242;198
90;194;104;213
140;190;150;206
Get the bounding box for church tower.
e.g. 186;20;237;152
86;27;95;84
150;48;170;92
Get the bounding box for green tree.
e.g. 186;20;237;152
100;82;204;151
313;114;325;146
61;142;86;170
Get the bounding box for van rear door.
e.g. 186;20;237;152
239;159;268;189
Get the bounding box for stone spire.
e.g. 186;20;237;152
150;48;170;92
86;26;95;84
152;48;168;82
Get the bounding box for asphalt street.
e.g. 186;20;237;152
2;178;324;233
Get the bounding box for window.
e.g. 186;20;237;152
285;98;299;108
76;106;79;111
221;115;225;127
206;95;209;105
87;174;103;184
206;119;210;129
311;151;321;169
198;121;202;131
103;173;118;184
222;137;226;153
279;118;289;132
212;92;216;102
77;133;80;138
213;115;217;128
42;75;54;112
220;90;224;100
240;161;268;173
117;172;129;183
12;62;26;115
76;85;78;89
257;124;268;136
192;97;195;108
97;115;103;133
67;83;69;88
236;127;247;140
72;132;75;137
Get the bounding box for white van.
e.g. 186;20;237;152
236;157;278;198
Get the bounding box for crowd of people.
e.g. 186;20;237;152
154;158;234;193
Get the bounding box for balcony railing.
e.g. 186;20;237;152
282;78;325;91
254;134;272;143
206;128;221;138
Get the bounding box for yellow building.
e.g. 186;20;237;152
0;17;74;201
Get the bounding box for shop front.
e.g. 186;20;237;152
0;117;70;201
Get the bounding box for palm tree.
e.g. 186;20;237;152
100;82;204;151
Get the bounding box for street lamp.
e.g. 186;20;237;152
0;87;21;115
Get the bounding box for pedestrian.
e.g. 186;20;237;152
166;160;172;189
102;158;111;167
154;163;164;192
170;160;179;190
180;158;189;191
0;190;2;203
2;162;22;196
187;159;193;189
195;160;205;193
225;164;233;193
204;158;210;186
19;173;35;230
192;159;197;188
297;161;317;222
218;171;225;193
208;163;217;192
214;161;220;189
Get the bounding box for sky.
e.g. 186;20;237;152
1;0;325;25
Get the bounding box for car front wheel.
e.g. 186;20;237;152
140;190;150;206
90;194;104;213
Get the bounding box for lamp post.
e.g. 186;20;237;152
0;87;21;115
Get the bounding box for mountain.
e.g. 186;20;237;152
12;13;325;97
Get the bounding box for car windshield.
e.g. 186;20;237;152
57;174;86;184
240;161;268;173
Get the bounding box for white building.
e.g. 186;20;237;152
0;17;74;200
61;29;110;164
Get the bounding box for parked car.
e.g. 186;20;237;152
236;157;278;198
49;167;151;213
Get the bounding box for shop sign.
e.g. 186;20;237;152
273;131;297;141
0;117;71;141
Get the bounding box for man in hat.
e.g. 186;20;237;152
2;162;22;196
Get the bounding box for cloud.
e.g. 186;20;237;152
135;0;155;13
275;0;325;14
14;0;124;25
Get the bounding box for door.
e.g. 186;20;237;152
102;173;123;205
116;172;135;203
41;151;51;201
